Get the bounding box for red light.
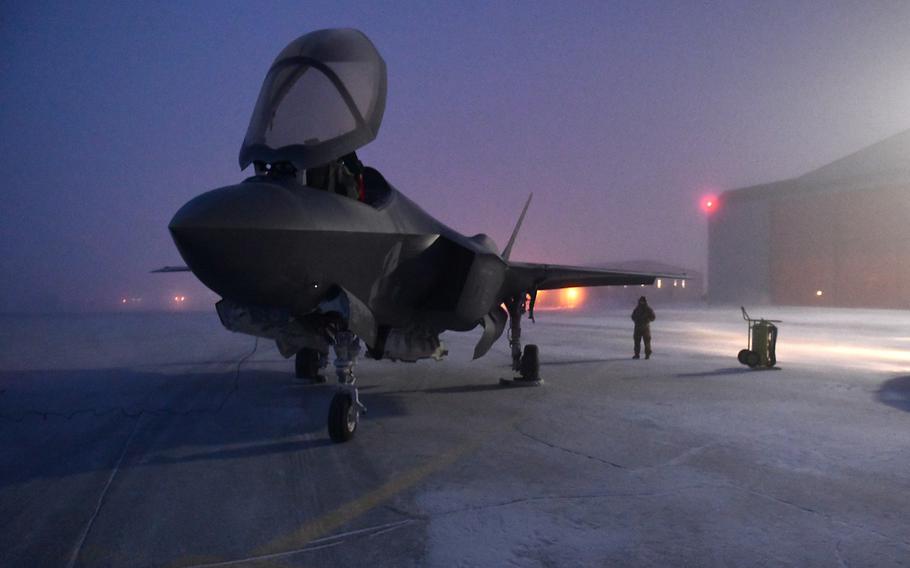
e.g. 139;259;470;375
700;195;718;214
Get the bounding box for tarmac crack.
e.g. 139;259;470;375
514;422;626;469
631;443;717;471
181;519;417;568
66;414;143;568
382;503;430;522
734;484;822;516
387;482;910;554
716;482;910;552
0;338;258;423
430;486;709;516
834;538;850;568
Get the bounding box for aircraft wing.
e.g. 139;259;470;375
151;266;191;273
507;261;685;290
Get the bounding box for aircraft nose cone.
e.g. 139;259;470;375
169;181;323;310
170;182;286;231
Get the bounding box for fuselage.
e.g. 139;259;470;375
170;175;507;333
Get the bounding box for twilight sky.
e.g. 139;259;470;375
1;1;909;312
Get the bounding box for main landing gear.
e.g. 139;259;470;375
295;347;327;382
326;330;367;443
499;294;543;387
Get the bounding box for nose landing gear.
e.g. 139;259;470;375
327;330;367;443
328;383;366;443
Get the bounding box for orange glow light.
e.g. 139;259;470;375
535;287;586;310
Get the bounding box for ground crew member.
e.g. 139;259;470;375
631;296;656;359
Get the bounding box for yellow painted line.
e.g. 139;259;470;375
176;390;530;567
253;438;477;557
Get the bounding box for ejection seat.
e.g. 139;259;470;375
361;166;391;207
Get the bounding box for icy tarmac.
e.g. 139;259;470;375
1;306;909;567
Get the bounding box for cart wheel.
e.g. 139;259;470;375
737;349;751;365
744;350;760;368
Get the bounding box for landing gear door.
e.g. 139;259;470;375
239;28;387;171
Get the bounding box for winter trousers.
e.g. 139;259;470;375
634;327;652;357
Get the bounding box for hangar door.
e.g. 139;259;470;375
769;185;910;308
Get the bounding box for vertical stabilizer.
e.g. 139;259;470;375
502;193;533;261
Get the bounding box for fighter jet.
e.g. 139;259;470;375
158;28;683;443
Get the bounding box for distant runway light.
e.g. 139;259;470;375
816;290;823;297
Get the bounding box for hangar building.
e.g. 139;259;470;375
708;130;910;309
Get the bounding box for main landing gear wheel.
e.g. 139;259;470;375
520;344;540;380
295;348;325;382
328;391;358;442
500;344;543;387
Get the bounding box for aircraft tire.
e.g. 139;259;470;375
328;392;357;443
520;344;540;381
295;348;323;381
737;349;751;365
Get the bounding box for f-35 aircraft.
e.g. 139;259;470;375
159;29;683;443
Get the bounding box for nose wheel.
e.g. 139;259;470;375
328;385;366;443
326;330;366;443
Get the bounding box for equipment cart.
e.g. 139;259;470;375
738;306;780;369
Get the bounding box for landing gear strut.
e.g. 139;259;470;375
327;330;366;443
507;295;523;371
500;294;543;387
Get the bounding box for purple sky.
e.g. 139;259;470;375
2;1;909;312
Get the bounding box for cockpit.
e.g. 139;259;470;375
239;28;391;207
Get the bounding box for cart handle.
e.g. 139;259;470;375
741;306;782;323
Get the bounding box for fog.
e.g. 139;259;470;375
2;1;909;312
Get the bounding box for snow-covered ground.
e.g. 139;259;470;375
1;305;908;567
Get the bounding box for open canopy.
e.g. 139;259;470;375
239;28;387;171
